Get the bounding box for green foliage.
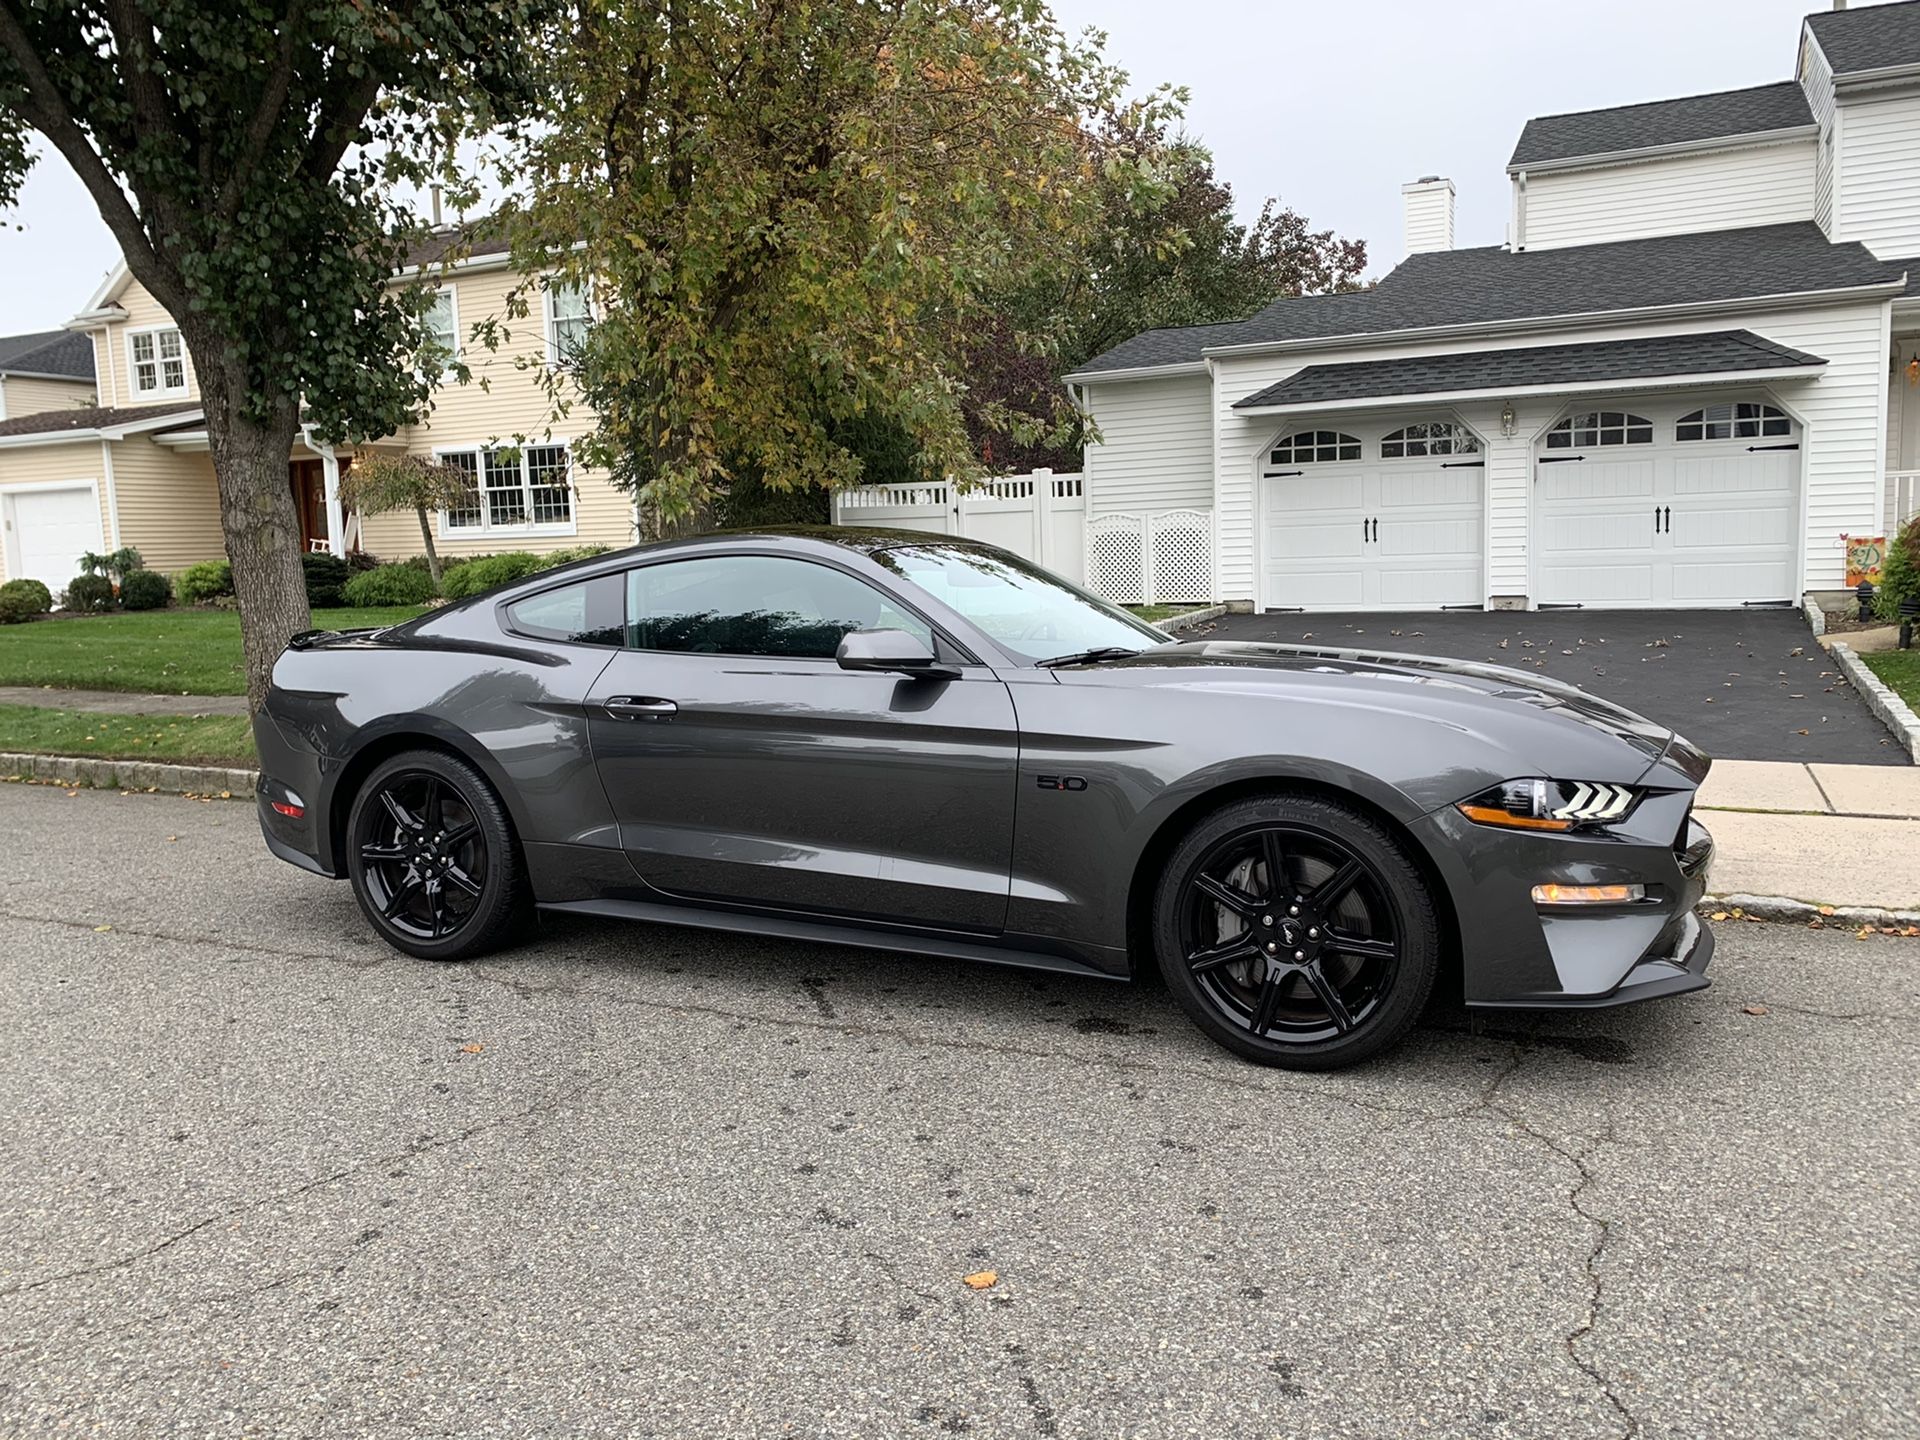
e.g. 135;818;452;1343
0;578;53;624
341;454;480;517
1876;516;1920;622
78;547;144;584
118;569;172;611
342;564;439;608
173;559;235;605
440;552;542;600
713;475;832;530
497;0;1180;531
301;552;351;608
63;575;115;614
532;545;614;570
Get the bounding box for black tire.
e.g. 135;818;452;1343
345;748;525;961
1153;793;1439;1070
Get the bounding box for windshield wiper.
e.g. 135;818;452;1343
1035;646;1144;669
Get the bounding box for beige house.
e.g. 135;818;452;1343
0;230;635;592
0;330;96;422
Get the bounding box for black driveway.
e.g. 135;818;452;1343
1200;609;1907;766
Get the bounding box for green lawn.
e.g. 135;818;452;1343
0;704;255;767
1863;649;1920;712
0;606;423;696
1126;603;1206;624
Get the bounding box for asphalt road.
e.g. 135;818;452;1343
2;785;1916;1440
1201;610;1908;766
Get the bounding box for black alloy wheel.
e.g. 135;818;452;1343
346;749;523;960
1154;794;1439;1069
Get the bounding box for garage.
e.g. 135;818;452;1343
1260;421;1483;610
1533;399;1799;607
2;482;103;595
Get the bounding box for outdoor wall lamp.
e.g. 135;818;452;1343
1500;401;1516;437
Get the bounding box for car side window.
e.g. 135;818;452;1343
625;555;932;659
505;574;626;646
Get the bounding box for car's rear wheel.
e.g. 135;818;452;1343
1153;794;1439;1069
346;749;524;961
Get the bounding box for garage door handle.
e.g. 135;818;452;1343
604;696;678;721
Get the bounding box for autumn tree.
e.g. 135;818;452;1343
339;453;479;588
496;0;1177;533
0;2;546;707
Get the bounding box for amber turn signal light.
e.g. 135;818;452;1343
1531;883;1645;906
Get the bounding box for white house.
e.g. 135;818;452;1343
1066;0;1920;612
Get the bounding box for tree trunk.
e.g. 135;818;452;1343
198;369;310;713
415;506;443;586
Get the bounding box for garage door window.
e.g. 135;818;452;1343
1381;422;1479;458
1675;403;1791;442
1545;411;1652;449
1267;430;1360;467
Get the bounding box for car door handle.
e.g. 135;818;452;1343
603;696;678;721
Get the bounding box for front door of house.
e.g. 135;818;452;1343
289;460;327;551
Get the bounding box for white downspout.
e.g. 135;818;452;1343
302;423;346;556
99;439;122;547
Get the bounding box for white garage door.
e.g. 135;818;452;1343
1534;401;1798;608
4;484;104;595
1261;424;1483;610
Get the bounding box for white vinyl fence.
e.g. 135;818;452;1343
832;469;1213;604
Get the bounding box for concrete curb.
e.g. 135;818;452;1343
1802;595;1827;636
0;751;254;798
1828;640;1920;763
1701;892;1920;928
1154;604;1227;635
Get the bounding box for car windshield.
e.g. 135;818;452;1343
873;543;1171;663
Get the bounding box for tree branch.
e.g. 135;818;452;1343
220;0;304;220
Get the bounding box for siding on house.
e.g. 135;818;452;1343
100;281;198;408
1833;90;1920;258
1;374;96;418
0;441;111;584
109;435;224;573
1521;140;1816;251
1080;372;1214;518
1803;33;1838;235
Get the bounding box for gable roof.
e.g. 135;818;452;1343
0;401;200;442
1806;0;1920;77
1231;330;1828;413
1068;223;1906;379
1508;81;1814;169
0;329;95;381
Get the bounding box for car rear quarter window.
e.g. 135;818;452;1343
625;554;931;658
505;574;626;645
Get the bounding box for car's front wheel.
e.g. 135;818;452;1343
345;749;524;961
1153;794;1439;1069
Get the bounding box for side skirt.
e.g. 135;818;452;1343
537;896;1126;982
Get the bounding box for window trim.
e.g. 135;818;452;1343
1379;420;1481;459
1264;429;1364;468
422;285;461;375
1675;401;1793;443
124;323;190;400
542;276;591;368
1543;410;1654;449
433;439;580;539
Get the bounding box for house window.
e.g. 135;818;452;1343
1381;422;1479;458
440;443;575;534
1544;411;1652;449
129;327;187;396
1267;430;1362;466
421;288;459;372
1676;402;1791;442
545;280;590;365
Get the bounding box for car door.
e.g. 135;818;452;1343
585;550;1019;933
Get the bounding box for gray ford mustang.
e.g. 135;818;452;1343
254;527;1714;1069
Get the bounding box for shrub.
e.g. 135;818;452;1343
63;574;115;613
346;549;385;573
118;568;172;611
0;578;53;624
1875;515;1920;622
342;563;438;607
302;551;351;608
532;544;613;572
174;558;234;604
439;551;542;600
79;546;144;583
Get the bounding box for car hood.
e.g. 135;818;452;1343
1055;639;1702;783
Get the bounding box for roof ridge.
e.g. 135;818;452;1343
1520;77;1804;128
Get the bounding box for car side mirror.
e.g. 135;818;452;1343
836;628;957;680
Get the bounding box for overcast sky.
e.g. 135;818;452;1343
0;0;1875;337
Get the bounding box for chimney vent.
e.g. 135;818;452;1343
1402;177;1455;257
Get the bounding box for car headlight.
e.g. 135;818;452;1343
1456;778;1638;833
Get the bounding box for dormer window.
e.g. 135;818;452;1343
1676;402;1790;442
1267;430;1361;466
128;326;188;397
1381;422;1479;458
1545;411;1652;448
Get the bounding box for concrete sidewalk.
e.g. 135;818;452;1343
1697;759;1920;911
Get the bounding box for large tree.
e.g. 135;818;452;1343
0;1;543;707
496;0;1177;533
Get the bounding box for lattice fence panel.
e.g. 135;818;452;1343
1149;511;1212;604
1086;515;1147;604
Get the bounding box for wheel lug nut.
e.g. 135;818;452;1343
1308;928;1318;938
1289;906;1299;916
1265;942;1278;954
1261;915;1273;927
1294;950;1305;961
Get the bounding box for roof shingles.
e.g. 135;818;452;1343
1507;82;1814;169
1807;0;1920;77
0;401;200;441
0;329;95;381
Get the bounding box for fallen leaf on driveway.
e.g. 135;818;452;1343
962;1270;998;1290
1856;926;1873;940
1795;729;1810;736
92;924;112;933
1818;905;1836;916
459;1042;485;1054
1710;911;1728;921
1742;1004;1769;1016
